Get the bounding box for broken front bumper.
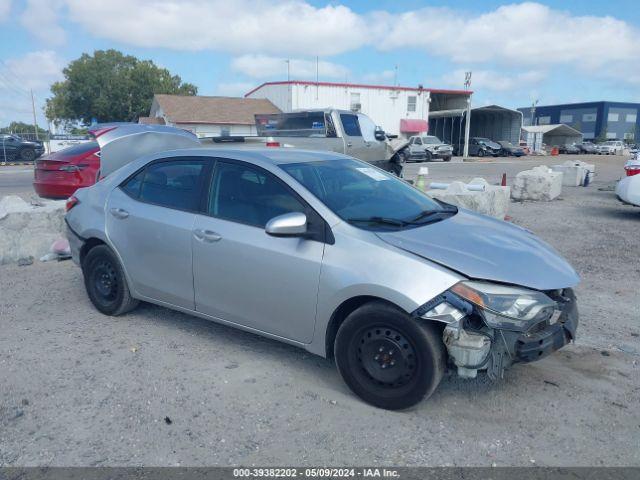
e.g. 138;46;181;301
416;288;579;379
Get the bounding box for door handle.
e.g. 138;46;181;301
194;229;222;243
346;142;353;147
109;207;129;219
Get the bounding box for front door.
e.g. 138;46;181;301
339;113;369;161
106;157;211;309
192;160;324;343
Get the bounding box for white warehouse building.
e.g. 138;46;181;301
245;81;472;139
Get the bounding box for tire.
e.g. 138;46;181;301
477;149;485;158
82;245;139;316
424;151;433;162
334;301;446;410
20;148;36;162
443;156;451;162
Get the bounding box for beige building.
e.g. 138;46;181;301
143;94;281;138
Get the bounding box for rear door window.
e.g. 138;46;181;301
122;158;209;212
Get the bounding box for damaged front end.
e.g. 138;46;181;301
413;282;579;379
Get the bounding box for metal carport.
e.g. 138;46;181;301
521;124;583;151
428;104;523;154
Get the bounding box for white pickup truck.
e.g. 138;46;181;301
205;109;407;176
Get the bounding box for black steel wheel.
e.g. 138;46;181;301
334;301;446;410
82;245;138;316
20;148;35;162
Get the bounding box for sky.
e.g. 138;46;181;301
1;0;640;128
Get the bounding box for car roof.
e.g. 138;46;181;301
148;147;355;165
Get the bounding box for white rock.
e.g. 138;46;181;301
0;195;66;265
511;165;563;201
427;179;510;219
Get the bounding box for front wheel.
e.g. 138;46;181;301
334;302;446;410
477;149;485;157
82;245;139;316
443;156;452;162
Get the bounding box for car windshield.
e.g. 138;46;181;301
421;136;441;144
280;158;455;231
500;141;514;148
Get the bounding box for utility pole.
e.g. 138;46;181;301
530;99;539;126
394;65;398;86
316;56;319;100
463;72;472;158
286;59;291;111
30;89;39;140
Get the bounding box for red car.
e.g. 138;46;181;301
33;141;100;199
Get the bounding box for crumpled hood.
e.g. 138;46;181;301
376;210;579;291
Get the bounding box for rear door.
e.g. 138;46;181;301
339;113;368;160
192;160;325;342
106;157;211;309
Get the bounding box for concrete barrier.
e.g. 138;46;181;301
511;166;563;201
0;195;66;265
426;178;510;219
551;160;595;187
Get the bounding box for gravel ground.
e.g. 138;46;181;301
1;154;639;467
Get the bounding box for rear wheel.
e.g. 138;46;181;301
443;156;452;162
334;302;446;410
20;148;35;162
82;245;138;316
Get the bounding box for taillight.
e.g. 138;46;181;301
266;141;280;147
626;167;640;176
65;196;79;212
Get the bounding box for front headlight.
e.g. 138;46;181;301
451;281;557;331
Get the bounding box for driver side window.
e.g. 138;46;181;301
209;162;305;228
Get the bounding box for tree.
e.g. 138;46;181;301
45;50;197;125
0;121;49;136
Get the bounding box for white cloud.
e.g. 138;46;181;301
0;0;11;20
0;51;65;126
64;0;367;56
442;69;546;93
361;70;395;84
214;82;257;97
3;50;65;90
376;2;637;73
20;0;66;45
232;55;349;79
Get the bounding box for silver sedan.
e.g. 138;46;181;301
65;145;579;409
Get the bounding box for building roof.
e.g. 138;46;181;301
153;94;281;125
522;124;582;136
244;81;472;97
138;116;166;125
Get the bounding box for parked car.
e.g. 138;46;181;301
65;124;580;410
497;140;525;157
616;156;640;206
518;141;531;155
465;137;502;157
596;140;624;155
0;134;45;162
558;144;581;154
575;142;597;154
218;109;405;176
33;141;100;199
404;135;453;162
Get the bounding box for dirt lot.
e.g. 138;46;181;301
1;154;639;466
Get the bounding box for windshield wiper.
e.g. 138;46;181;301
407;208;457;225
347;216;409;227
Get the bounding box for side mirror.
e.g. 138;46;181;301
374;127;386;141
265;212;308;237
